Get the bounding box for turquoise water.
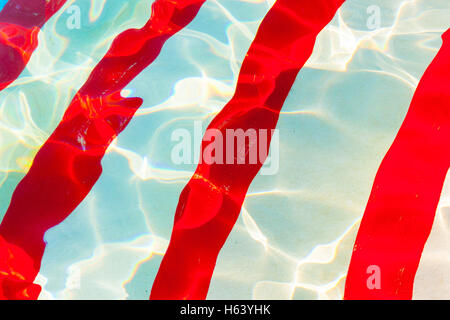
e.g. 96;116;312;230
0;0;449;299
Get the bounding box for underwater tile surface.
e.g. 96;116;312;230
0;0;449;300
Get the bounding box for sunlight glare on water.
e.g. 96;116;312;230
0;0;449;299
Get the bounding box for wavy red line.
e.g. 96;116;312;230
0;0;206;300
150;0;345;300
344;29;450;300
0;0;67;91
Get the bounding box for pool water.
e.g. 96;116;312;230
0;0;449;299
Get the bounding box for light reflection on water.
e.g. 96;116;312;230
0;0;449;299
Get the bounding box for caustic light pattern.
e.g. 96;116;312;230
0;0;449;300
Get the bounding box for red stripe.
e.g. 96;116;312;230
0;0;206;300
150;0;345;300
344;30;450;300
0;0;67;90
